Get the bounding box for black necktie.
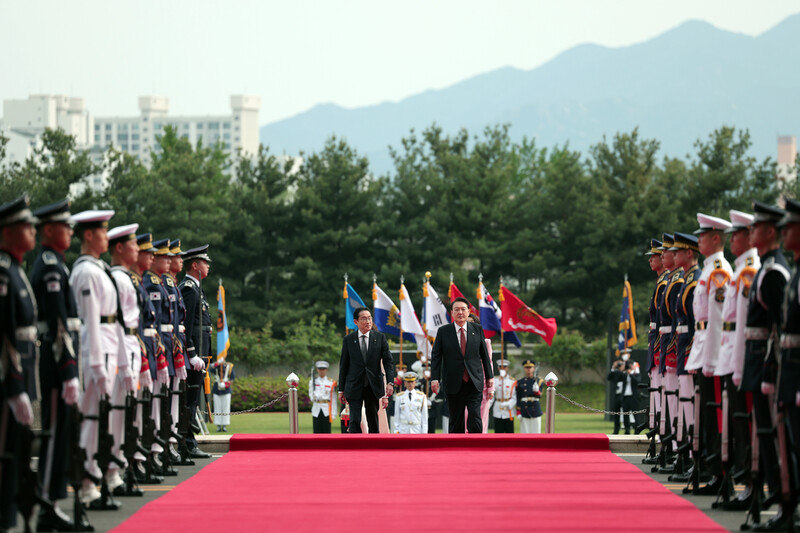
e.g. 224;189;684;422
360;334;368;362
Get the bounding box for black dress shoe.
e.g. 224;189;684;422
751;509;794;532
188;448;211;459
36;507;75;532
693;477;722;496
720;494;753;511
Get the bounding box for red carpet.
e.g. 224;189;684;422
113;434;726;533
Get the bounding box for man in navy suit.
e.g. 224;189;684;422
338;307;395;433
431;297;494;433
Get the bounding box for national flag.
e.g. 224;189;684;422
373;282;415;342
617;279;638;355
477;281;521;347
216;282;230;361
399;283;431;355
499;285;558;346
447;280;477;317
343;281;366;331
422;278;449;343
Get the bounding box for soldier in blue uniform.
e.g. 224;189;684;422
516;359;543;433
163;239;188;456
643;238;668;441
742;201;790;531
178;245;212;458
29;199;82;531
0;194;38;532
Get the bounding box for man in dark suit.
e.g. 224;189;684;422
431;297;494;433
338;307;394;433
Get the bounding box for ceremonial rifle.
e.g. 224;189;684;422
158;383;178;476
67;405;93;531
120;392;145;496
91;394;123;510
138;388;164;484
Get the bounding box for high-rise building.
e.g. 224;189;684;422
778;135;797;183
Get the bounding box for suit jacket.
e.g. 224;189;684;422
431;322;493;395
338;330;394;400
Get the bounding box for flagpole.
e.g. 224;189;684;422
424;272;431;396
499;276;505;362
399;275;404;370
343;273;349;335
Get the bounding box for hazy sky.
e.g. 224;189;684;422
2;1;798;125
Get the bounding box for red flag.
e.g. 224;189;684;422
447;281;478;319
499;286;558;346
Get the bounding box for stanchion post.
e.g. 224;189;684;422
544;372;559;434
286;373;300;434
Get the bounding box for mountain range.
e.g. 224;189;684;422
260;14;800;175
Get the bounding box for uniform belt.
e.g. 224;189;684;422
99;314;117;324
676;325;689;334
745;327;769;340
520;397;539;402
202;326;212;332
722;322;736;332
178;325;185;333
781;334;800;348
124;327;137;336
15;326;37;342
160;324;174;333
659;326;672;334
695;321;707;331
143;328;157;337
649;322;657;330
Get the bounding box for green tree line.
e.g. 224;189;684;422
1;124;797;373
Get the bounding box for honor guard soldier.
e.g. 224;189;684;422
393;372;428;434
717;210;760;509
516;359;543;433
309;361;336;433
178;245;212;458
70;209;129;507
163;239;187;448
0;194;38;532
742;201;790;531
29;199;82;531
658;233;683;457
210;358;236;432
492;359;517;433
108;223;148;496
644;238;668;444
135;234;168;466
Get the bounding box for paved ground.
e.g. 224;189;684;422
620;453;775;533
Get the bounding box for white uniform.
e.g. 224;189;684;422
309;375;337;419
720;248;760;381
685;251;733;373
491;376;517;420
71;255;127;480
393;389;428;434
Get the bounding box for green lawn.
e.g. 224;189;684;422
204;411;617;435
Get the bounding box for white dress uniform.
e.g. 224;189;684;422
309;375;336;419
491;375;517;420
393;388;428;434
717;248;760;378
71;252;127;483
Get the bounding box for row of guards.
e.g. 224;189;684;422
342;272;559;390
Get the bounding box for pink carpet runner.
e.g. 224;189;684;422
113;434;726;532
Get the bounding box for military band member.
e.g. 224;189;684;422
645;238;668;439
30;199;82;531
0;194;38;532
69;209;128;505
492;359;516;433
179;245;212;458
210;358;236;432
718;210;759;509
742;201;789;529
309;360;336;433
516;359;543;434
393;372;428;434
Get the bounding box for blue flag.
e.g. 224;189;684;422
617;280;638;355
216;282;230;360
344;282;366;331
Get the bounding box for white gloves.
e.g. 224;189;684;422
732;374;742;387
702;368;714;378
796;391;800;407
140;368;153;392
189;356;205;372
8;393;34;426
120;366;135;393
90;364;110;396
532;383;539;393
61;377;80;405
761;382;776;396
157;366;169;385
176;365;188;381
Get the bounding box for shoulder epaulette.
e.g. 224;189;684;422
0;252;10;269
184;279;195;289
714;259;722;269
150;274;161;284
42;250;58;265
165;276;175;287
745;256;754;267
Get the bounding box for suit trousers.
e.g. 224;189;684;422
447;379;482;434
313;411;331;433
347;386;380;434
